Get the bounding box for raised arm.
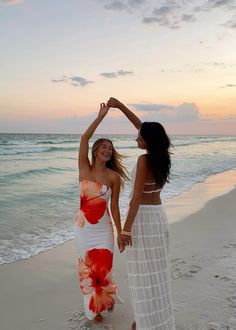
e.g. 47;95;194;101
107;97;142;130
78;103;109;171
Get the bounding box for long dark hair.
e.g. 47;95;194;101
140;122;172;188
92;138;129;186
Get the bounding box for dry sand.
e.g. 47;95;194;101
0;169;236;330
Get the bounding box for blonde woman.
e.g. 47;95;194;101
74;103;128;324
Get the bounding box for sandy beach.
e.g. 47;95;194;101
0;169;236;330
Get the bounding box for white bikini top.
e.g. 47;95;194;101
143;182;161;193
130;163;161;198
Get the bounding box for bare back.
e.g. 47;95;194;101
131;155;162;205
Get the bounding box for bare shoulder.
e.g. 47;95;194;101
137;154;148;167
108;169;121;185
109;169;121;182
136;154;149;178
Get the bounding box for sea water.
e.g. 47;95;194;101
0;133;236;264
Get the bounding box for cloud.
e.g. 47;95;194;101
152;5;174;16
181;14;196;22
51;77;67;83
52;75;94;87
160;61;236;73
142;3;200;29
44;112;133;133
70;76;94;87
220;83;236;88
195;0;235;11
224;17;236;28
46;104;200;133
129;102;200;122
97;0;236;30
208;0;236;29
142;4;181;29
105;1;127;11
209;0;235;9
100;69;133;78
229;20;236;28
1;107;236;134
58;103;200;132
103;0;146;11
0;0;23;4
100;72;117;78
129;103;170;111
129;0;146;7
202;61;236;68
45;103;200;133
212;62;226;66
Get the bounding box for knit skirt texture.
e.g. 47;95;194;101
126;205;175;330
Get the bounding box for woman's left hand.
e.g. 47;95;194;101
117;234;125;253
121;233;132;247
98;102;110;118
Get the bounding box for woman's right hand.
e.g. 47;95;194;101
107;97;123;109
98;102;110;118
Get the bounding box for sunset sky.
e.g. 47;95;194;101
0;0;236;134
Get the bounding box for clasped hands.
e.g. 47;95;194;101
117;230;132;253
99;98;123;117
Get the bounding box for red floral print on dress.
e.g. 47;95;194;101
76;181;109;227
79;248;116;314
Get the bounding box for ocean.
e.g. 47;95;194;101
0;133;236;265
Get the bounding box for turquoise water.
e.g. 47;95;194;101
0;133;236;264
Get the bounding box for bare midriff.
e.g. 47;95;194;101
140;191;162;205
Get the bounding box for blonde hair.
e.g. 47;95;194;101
92;138;129;186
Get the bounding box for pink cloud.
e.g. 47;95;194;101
0;0;24;5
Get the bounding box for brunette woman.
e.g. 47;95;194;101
107;97;175;330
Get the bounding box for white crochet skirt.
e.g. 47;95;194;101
126;205;175;330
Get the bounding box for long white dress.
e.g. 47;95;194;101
126;165;175;330
74;180;120;320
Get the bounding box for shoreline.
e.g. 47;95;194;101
0;169;236;329
165;167;236;223
1;168;236;267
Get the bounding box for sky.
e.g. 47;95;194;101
0;0;236;135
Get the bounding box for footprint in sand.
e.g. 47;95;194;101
215;255;228;260
227;294;236;309
228;316;236;328
188;265;201;274
171;258;201;279
223;243;236;249
219;276;232;282
207;322;233;329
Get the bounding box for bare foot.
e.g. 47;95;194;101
131;321;136;330
93;313;104;324
107;304;114;313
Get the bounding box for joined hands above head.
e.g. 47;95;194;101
107;97;142;130
107;97;124;110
